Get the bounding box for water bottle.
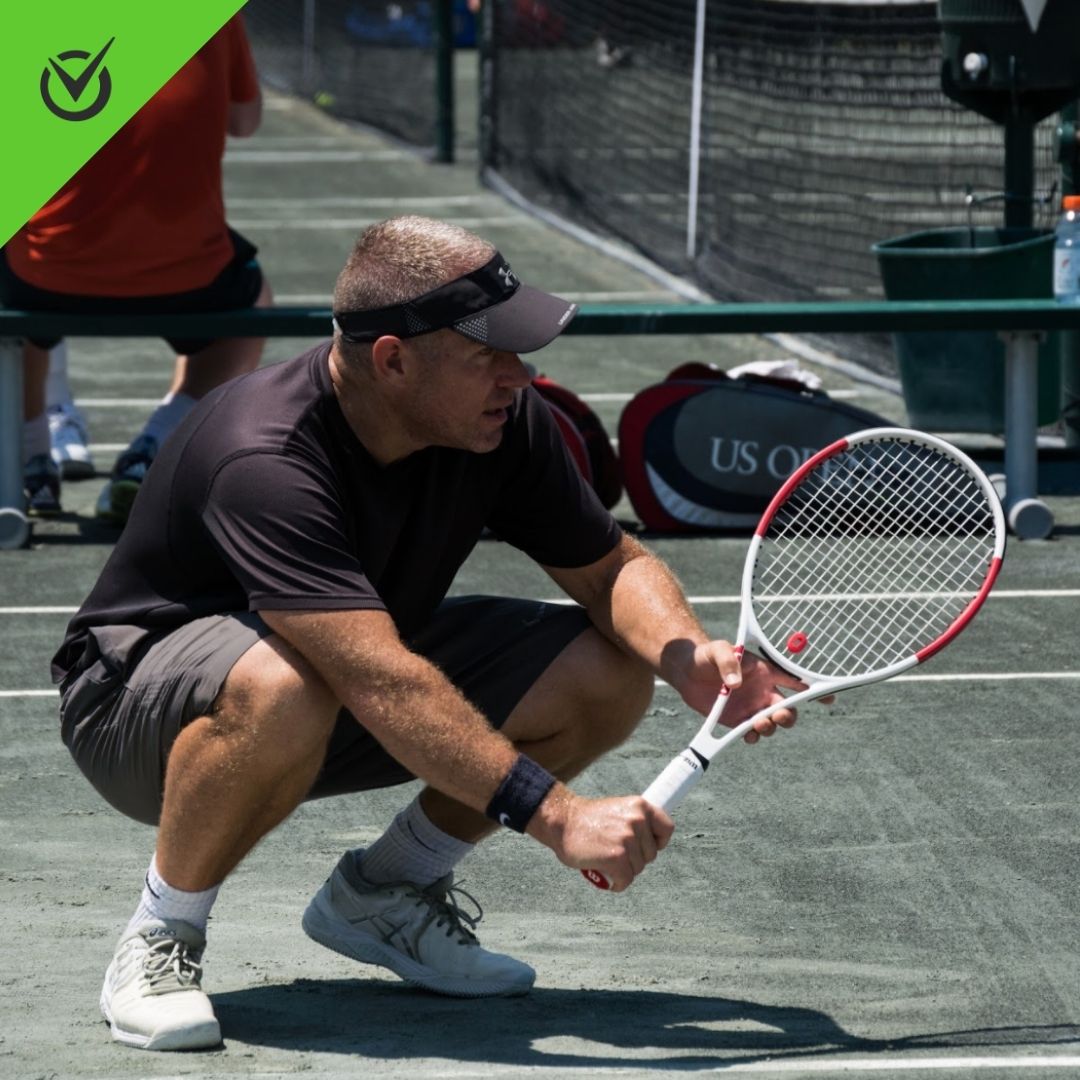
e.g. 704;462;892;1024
1053;195;1080;304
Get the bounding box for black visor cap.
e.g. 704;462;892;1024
333;252;578;353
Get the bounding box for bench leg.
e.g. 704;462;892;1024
0;338;31;550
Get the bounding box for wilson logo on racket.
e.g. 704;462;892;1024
582;427;1005;891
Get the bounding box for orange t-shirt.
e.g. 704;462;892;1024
7;16;259;298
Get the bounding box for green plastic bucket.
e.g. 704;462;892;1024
872;226;1063;432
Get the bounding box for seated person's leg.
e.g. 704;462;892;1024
46;341;95;479
97;261;273;525
22;340;61;515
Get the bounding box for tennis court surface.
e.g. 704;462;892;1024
3;85;1079;1080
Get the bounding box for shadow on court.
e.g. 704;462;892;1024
213;982;1080;1069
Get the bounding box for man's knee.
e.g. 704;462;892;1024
510;628;653;755
210;634;339;753
574;631;654;750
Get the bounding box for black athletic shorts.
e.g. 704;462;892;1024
59;597;591;826
0;229;263;354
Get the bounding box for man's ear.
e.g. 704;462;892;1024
370;335;407;380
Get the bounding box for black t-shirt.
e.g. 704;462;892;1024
51;342;621;683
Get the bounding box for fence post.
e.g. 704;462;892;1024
434;0;455;163
301;0;317;96
0;338;30;549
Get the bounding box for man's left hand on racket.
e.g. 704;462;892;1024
661;637;817;743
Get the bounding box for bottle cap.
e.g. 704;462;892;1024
1064;195;1080;211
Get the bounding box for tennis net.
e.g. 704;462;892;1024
480;0;1060;372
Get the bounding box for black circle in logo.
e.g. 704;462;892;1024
41;49;113;121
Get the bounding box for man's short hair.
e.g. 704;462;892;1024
333;216;495;316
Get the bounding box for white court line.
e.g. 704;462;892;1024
116;1062;1080;1080
701;1056;1080;1074
90;1058;1080;1079
4;591;1077;617
679;591;1080;603
3;674;1076;700
650;673;1080;689
0;607;78;613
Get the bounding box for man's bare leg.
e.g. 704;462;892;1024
102;632;339;1051
154;632;339;892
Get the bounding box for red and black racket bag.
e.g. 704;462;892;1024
532;375;623;510
618;363;892;532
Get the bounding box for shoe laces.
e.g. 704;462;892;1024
416;881;484;945
142;935;204;995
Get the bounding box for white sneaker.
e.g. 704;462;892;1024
48;403;95;479
302;854;535;998
99;919;221;1051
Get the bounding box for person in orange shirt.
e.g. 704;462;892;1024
1;14;272;520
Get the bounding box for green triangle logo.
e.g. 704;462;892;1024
1;1;246;247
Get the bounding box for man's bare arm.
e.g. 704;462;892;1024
261;608;520;810
544;535;803;740
544;534;716;686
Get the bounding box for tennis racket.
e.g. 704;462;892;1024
583;427;1005;890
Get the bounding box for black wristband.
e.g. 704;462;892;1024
485;754;557;834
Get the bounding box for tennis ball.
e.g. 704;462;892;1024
314;91;336;109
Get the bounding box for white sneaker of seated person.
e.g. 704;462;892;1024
302;852;535;997
48;402;96;479
99;919;221;1051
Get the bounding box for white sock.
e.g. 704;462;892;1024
45;342;74;410
357;797;476;887
22;413;49;464
125;856;220;935
140;393;197;446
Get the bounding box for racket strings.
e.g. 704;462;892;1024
763;452;991;623
752;439;997;677
766;455;992;669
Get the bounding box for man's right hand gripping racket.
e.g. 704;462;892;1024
583;428;1005;890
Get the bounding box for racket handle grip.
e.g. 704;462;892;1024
642;749;707;813
580;750;707;891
